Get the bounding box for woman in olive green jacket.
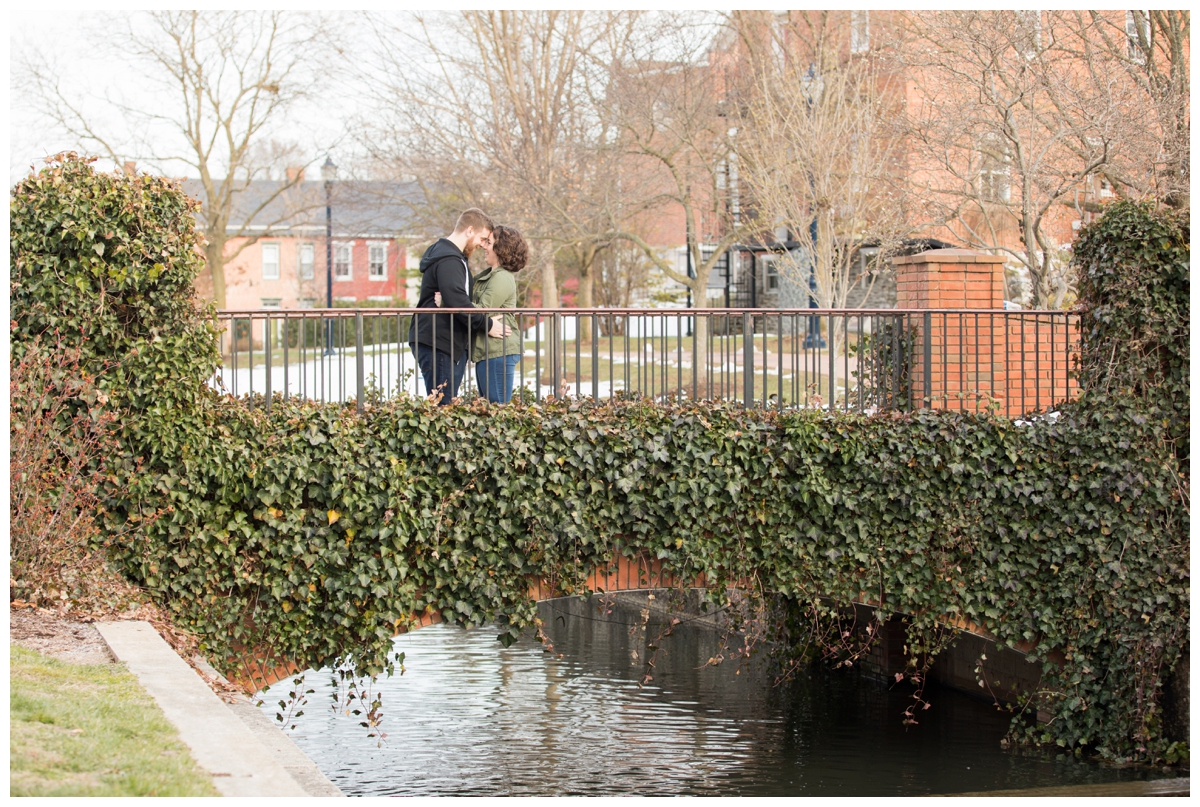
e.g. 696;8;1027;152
471;225;527;403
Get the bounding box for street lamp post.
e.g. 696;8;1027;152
322;156;338;355
685;222;695;337
800;65;826;350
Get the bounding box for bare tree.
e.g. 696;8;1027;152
606;13;755;387
1052;11;1190;209
541;13;647;324
733;11;910;312
19;11;336;309
593;241;654;310
359;11;634;309
897;11;1184;308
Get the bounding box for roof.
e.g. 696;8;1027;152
180;178;427;240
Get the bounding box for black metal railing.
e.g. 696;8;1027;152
211;308;1081;418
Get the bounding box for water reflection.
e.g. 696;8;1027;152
264;597;1168;796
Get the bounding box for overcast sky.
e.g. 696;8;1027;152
10;10;376;186
9;9;731;187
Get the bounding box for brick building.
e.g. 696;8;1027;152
692;10;1185;310
187;175;424;311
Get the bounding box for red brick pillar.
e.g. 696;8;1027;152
893;248;1005;310
891;249;1006;411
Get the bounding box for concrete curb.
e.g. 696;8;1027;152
95;620;341;797
192;655;344;797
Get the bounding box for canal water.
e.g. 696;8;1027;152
261;597;1173;796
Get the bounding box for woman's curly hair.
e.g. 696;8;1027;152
491;225;529;272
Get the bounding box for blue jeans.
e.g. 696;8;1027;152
413;343;467;405
475;354;520;403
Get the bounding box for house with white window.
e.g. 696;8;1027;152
187;173;425;311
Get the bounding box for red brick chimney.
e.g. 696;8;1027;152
123;161;137;176
285;166;306;183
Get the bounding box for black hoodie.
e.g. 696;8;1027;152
407;237;492;357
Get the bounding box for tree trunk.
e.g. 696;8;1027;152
688;252;717;401
690;301;709;400
1022;217;1051;309
816;212;836;309
206;237;228;311
579;250;594;345
537;241;559;309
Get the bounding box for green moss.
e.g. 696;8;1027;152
9;646;219;797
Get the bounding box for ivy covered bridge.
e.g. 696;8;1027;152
10;157;1188;762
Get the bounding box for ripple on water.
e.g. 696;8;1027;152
263;600;1174;796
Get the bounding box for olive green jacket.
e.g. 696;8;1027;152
470;266;522;362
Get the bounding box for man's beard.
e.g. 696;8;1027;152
462;242;475;258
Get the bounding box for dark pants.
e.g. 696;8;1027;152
475;354;520;403
413;343;467;405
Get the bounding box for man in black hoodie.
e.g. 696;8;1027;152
408;208;511;404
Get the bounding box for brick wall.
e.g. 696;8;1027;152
893;249;1078;415
329;240;405;302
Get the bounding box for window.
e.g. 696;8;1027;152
762;256;781;292
333;242;352;280
260;298;282;309
368;242;388;280
261;243;280;280
300;298;316;309
977;134;1011;203
298;243;314;280
1126;11;1150;61
856;247;881;277
850;10;869;54
703;246;726;289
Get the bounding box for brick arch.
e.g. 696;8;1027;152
232;553;1017;692
234;554;700;690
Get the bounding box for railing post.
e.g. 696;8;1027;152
828;314;836;411
742;312;754;407
248;317;255;401
592;313;600;401
551;311;561;397
282;314;289;402
923;311;932;409
264;315;272;414
355;311;364;412
692;313;699;402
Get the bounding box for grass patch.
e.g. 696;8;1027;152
10;646;219;797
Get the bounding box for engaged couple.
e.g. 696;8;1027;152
407;208;527;405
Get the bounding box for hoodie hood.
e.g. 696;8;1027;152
419;237;466;273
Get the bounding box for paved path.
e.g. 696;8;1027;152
96;620;342;797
